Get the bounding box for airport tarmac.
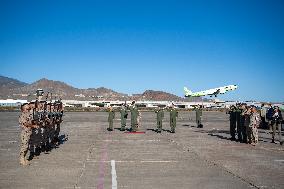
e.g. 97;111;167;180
0;111;283;189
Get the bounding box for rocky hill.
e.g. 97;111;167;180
139;90;182;101
0;75;197;101
0;76;28;98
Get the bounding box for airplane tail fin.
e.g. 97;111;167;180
184;87;193;97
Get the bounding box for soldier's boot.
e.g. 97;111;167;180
108;122;113;131
157;126;161;133
19;157;29;166
51;137;60;147
35;147;41;156
44;143;52;152
272;137;275;143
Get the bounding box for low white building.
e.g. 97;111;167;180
0;99;28;107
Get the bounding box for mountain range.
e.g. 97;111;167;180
0;75;201;101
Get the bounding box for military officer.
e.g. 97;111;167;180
250;106;261;146
120;104;128;131
195;105;203;128
228;105;237;140
108;107;115;131
155;107;164;133
271;106;283;145
235;104;243;142
243;106;252;144
240;104;248;143
19;103;38;166
169;104;178;133
129;101;139;132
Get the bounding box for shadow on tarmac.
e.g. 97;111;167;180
28;134;68;161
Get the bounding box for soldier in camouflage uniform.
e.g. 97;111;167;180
169;104;178;133
108;107;115;131
244;106;252;144
155;107;164;133
19;89;64;165
249;106;261;146
51;101;63;145
19;103;38;166
119;104;128;131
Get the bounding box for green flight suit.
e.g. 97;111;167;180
120;107;128;131
108;110;115;131
169;109;178;133
155;109;164;132
196;108;203;127
130;105;138;132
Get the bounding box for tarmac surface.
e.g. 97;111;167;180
0;111;283;189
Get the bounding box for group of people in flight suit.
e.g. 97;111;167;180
107;101;179;133
228;103;283;146
107;102;204;133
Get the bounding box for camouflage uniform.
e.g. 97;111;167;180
19;106;34;165
155;108;164;133
250;112;260;145
19;90;64;165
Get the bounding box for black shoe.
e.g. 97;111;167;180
271;140;275;143
107;128;113;131
280;141;283;145
121;129;125;131
230;137;236;141
171;131;175;133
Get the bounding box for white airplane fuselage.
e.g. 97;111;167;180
184;85;238;97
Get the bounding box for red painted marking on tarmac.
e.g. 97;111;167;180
96;135;110;189
125;131;145;134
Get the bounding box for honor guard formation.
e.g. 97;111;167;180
19;89;64;166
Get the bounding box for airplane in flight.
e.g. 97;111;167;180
184;85;238;97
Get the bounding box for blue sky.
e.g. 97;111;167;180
0;0;284;102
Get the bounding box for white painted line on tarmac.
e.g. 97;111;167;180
99;139;161;142
86;160;178;163
111;160;117;189
140;160;178;163
274;159;284;162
